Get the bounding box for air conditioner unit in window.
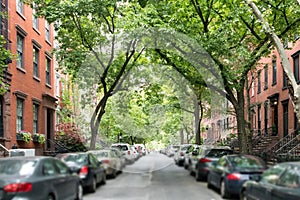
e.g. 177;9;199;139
9;149;35;157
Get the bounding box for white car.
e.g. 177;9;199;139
111;143;135;164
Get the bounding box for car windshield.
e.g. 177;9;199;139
0;160;37;176
205;149;233;157
62;154;88;165
112;145;128;151
229;156;265;170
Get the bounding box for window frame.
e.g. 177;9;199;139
272;59;277;86
33;46;39;78
16;98;24;132
16;33;24;69
33;103;39;134
46;56;51;85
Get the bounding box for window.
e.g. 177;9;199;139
277;167;299;188
283;102;289;137
16;98;24;132
251;81;255;97
264;65;268;90
55;74;60;97
45;21;50;42
258;105;261;134
257;70;261;94
46;57;51;85
32;5;39;30
283;73;288;89
16;0;24;15
33;104;39;133
17;33;24;69
33;47;39;77
272;59;277;85
293;53;299;83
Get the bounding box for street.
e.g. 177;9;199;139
84;152;228;200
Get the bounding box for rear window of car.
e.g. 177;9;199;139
205;149;233;157
0;160;37;176
96;151;109;158
112;145;128;151
61;154;88;165
230;156;266;170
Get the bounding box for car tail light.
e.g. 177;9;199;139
79;165;89;178
227;173;241;180
4;183;32;193
127;151;131;155
102;159;110;164
199;158;211;163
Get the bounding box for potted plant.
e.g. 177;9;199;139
16;130;32;143
33;133;46;144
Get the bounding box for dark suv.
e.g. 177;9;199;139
56;152;106;193
189;146;233;181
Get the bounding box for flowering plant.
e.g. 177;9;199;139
33;133;46;144
16;130;32;143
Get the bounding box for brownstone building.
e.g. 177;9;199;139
0;0;57;155
249;39;300;138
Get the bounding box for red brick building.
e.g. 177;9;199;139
0;0;57;154
249;39;300;140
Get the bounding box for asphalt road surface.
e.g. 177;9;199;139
84;152;232;200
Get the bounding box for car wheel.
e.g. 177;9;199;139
47;194;55;200
89;177;97;193
220;179;231;198
76;184;83;200
240;189;248;200
102;173;106;185
111;169;117;178
195;168;202;181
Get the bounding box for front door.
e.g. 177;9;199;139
283;102;289;137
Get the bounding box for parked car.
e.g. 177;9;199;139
56;152;106;193
89;149;122;178
174;144;193;166
207;154;267;198
134;144;147;156
241;161;300;200
0;156;83;200
183;144;201;169
189;145;233;181
110;148;126;169
111;143;135;164
166;145;180;157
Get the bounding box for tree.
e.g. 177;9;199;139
25;0;145;149
141;0;300;153
245;0;300;123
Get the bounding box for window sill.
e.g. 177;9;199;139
33;76;40;82
33;27;40;35
282;86;288;90
16;11;26;21
272;82;277;86
45;39;52;46
17;67;26;74
46;83;52;89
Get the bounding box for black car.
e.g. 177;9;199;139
241;161;300;200
56;152;106;193
0;156;82;200
189;145;233;181
207;154;267;198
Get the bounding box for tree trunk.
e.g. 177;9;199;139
194;95;201;144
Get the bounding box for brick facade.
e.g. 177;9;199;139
0;0;57;154
249;39;300;139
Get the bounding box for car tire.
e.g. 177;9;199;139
220;179;231;198
195;167;202;181
240;189;248;200
76;184;83;200
89;177;97;193
47;194;55;200
101;173;106;185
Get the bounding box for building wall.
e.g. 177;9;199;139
6;0;56;152
249;39;300;139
